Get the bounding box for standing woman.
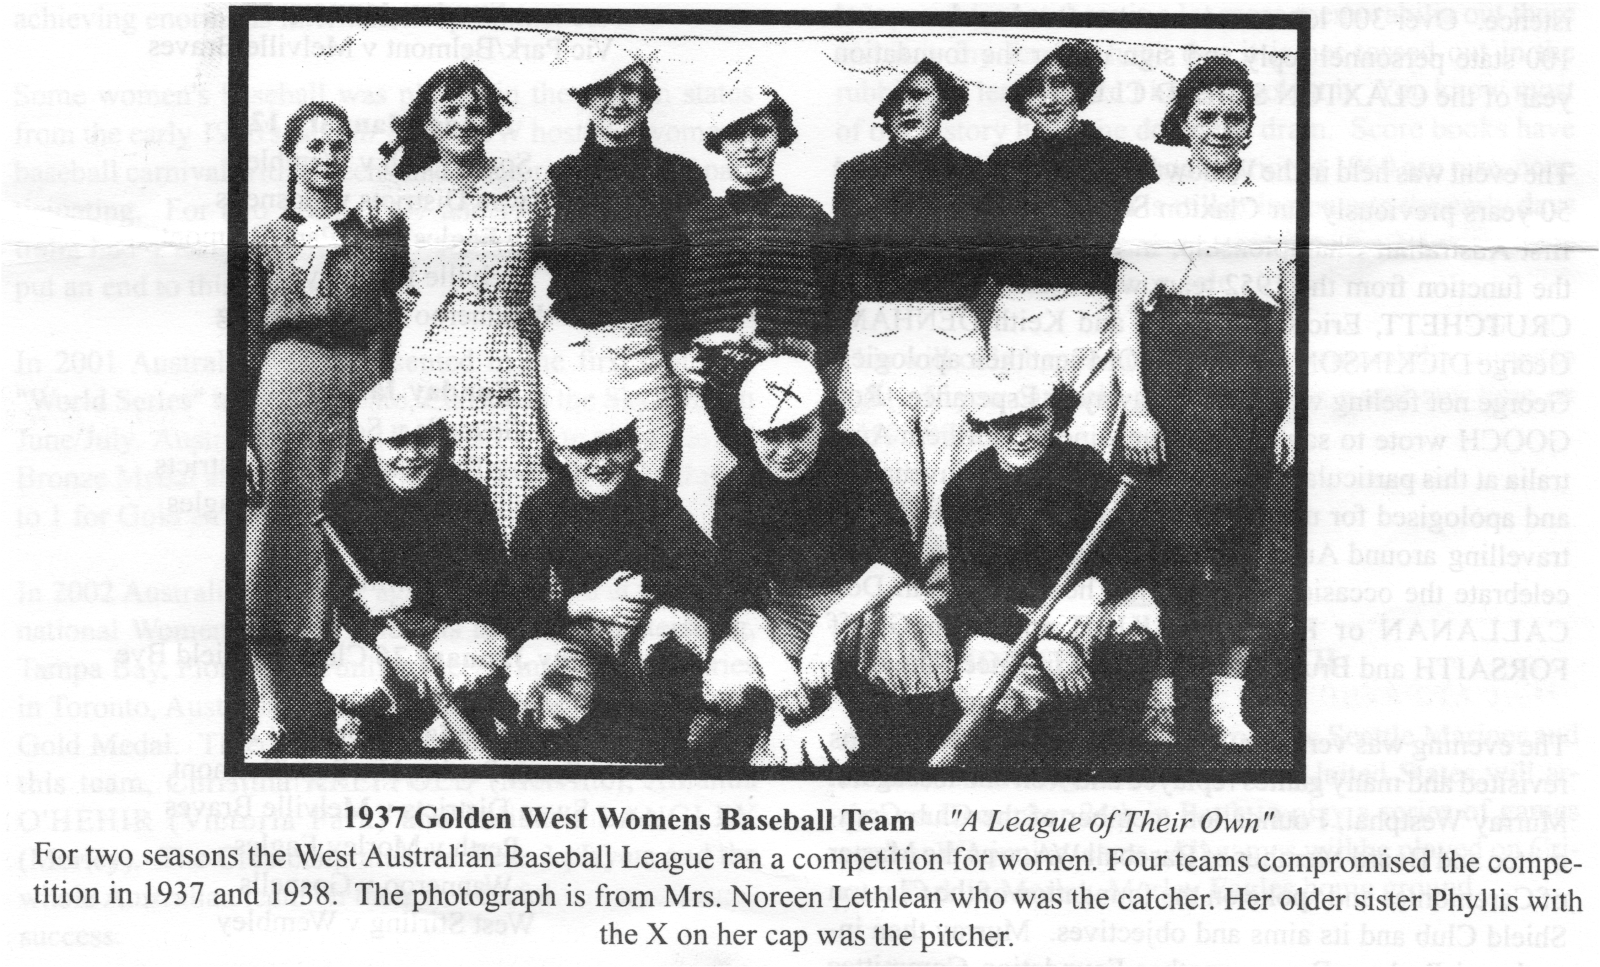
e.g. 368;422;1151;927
986;41;1157;459
675;84;844;534
833;58;990;608
380;62;551;538
542;49;711;484
246;102;408;757
1111;57;1296;745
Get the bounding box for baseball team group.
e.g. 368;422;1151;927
245;38;1297;766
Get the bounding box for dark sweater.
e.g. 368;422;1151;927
506;470;732;641
544;126;711;328
681;184;847;365
322;456;509;644
943;440;1157;642
986;123;1157;293
714;430;917;602
833;139;989;304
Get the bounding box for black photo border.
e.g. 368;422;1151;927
227;6;1310;783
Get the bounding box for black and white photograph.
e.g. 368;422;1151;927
230;8;1307;779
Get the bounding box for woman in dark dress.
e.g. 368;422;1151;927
1112;58;1295;745
246;102;408;757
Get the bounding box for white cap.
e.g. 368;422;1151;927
740;356;824;431
706;83;780;144
565;45;651;100
967;367;1058;423
547;379;636;447
357;378;451;444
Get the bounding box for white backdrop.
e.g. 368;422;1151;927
246;20;1298;228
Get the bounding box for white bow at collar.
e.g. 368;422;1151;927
292;209;350;297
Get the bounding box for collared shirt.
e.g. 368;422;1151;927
1113;161;1292;307
943;440;1159;642
247;207;408;372
681;183;847;364
505;469;733;641
322;455;510;644
833;138;989;304
986;122;1158;293
544;126;711;328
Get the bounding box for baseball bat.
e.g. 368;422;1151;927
315;515;494;760
928;475;1137;767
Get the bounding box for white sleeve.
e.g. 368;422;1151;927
1111;183;1187;295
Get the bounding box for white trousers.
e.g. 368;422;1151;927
677;388;737;536
838;301;988;605
540;315;683;483
987;287;1121;460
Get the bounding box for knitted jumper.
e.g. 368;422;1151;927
544;126;711;328
985;123;1157;293
680;184;847;365
833;138;989;304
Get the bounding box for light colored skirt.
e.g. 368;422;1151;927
246;339;385;640
987;286;1121;459
393;302;544;540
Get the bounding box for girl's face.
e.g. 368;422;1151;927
1023;60;1082;136
720;111;781;188
373;424;446;493
1183;87;1253;173
425;84;491;161
753;412;824;481
293;115;351;194
586;64;651;144
982;404;1054;472
888;71;943;144
555;436;638;499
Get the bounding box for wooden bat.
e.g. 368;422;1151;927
315;515;494;760
929;475;1137;768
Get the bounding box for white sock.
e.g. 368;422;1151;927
1211;675;1245;710
1148;676;1175;709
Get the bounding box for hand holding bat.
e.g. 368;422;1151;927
315;515;493;760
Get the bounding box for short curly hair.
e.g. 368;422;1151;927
382;63;512;179
1156;56;1255;147
1005;41;1105;115
704;96;799;154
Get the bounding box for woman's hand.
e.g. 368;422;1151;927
800;619;838;694
763;658;814;724
1274;412;1296;470
355;582;413;619
1047;641;1093;698
670;350;705;391
1040;578;1110;646
569;572;654;629
1122;409;1166;467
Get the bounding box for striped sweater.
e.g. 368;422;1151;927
680;184;847;365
